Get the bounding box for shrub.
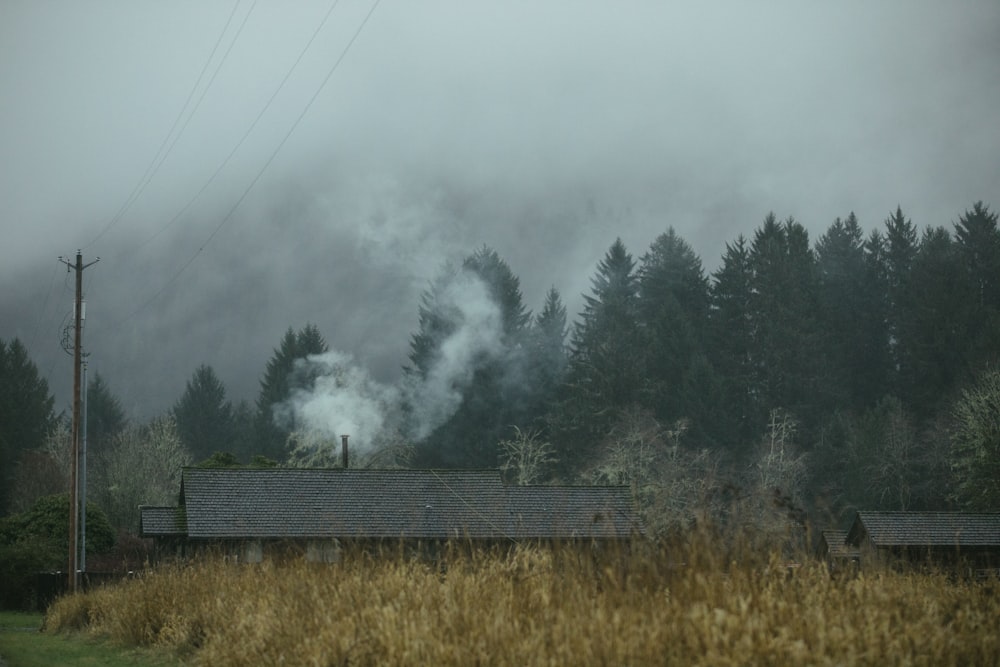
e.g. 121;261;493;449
0;495;116;610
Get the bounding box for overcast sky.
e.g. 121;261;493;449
2;1;998;418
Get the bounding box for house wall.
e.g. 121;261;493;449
860;539;1000;573
305;539;341;564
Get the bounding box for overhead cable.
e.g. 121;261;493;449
83;0;245;249
120;0;383;323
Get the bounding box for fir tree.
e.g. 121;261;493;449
907;227;965;413
85;372;127;458
172;364;236;462
953;202;1000;371
0;338;56;516
254;324;328;462
815;213;887;410
637;228;716;442
709;235;756;448
883;206;919;397
558;239;642;460
747;215;822;434
406;247;531;467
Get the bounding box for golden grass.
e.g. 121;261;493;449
44;541;1000;666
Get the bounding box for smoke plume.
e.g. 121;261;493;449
278;268;507;461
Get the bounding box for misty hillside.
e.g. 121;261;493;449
2;3;998;541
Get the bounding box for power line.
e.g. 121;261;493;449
27;262;60;354
430;470;518;544
83;0;245;250
122;0;382;322
130;0;337;255
127;0;260;236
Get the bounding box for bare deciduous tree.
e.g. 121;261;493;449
498;426;557;485
740;408;808;547
587;406;724;538
951;369;1000;510
91;416;191;533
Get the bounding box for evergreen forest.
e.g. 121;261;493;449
3;202;999;549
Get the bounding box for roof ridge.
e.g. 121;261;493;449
181;466;504;473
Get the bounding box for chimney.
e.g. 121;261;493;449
341;434;349;469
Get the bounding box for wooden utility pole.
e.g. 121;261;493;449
59;251;98;592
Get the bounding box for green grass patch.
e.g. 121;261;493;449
0;611;43;630
0;610;184;667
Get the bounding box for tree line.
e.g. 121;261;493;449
2;202;998;544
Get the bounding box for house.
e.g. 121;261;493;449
843;511;1000;572
140;467;642;562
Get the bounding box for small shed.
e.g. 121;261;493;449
817;529;860;569
138;505;187;560
845;511;1000;571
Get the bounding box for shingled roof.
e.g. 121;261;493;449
818;529;860;559
139;506;187;536
506;485;638;539
147;467;640;542
846;512;1000;549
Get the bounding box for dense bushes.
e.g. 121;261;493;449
0;494;115;610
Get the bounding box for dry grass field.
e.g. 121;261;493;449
44;540;1000;666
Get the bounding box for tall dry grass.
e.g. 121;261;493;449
45;540;1000;666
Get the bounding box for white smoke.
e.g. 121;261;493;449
278;269;506;460
405;270;505;440
281;350;398;457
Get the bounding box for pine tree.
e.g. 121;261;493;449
907;227;965;413
747;215;822;432
815;213;887;410
558;239;643;459
534;287;568;365
953;201;1000;371
861;228;893;402
230;399;257;462
406;247;531;467
172;364;236;463
85;372;127;459
637;228;716;442
708;235;756;448
883;206;919;397
0;338;57;517
524;287;568;429
954;201;1000;310
407;263;461;382
462;246;531;337
254;325;329;462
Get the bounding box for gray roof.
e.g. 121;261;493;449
139;506;186;536
846;512;1000;548
159;467;640;542
818;529;859;558
506;485;639;539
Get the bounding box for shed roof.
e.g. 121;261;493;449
819;529;859;558
139;506;186;536
846;512;1000;548
160;467;640;542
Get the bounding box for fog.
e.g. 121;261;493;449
2;1;998;417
